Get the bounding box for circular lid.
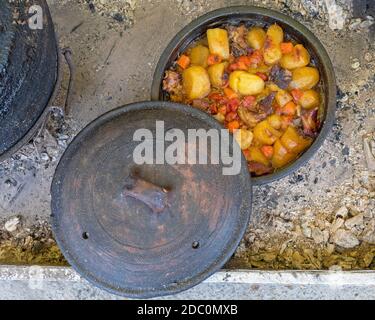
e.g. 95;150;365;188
51;101;252;298
0;0;58;160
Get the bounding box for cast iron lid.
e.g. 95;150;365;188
0;0;58;160
51;101;252;298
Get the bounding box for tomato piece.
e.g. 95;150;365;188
218;105;227;115
248;49;263;65
225;111;238;122
255;72;268;81
291;89;304;103
242;95;256;108
209;104;218;114
228;98;240;112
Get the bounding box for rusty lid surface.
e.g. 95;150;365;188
51;101;251;298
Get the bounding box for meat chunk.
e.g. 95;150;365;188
162;70;183;95
258;92;276;115
227;25;250;57
269;65;292;89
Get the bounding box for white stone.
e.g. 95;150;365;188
4;217;20;233
332;229;360;249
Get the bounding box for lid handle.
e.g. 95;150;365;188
123;173;169;214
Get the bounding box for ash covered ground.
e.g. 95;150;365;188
0;0;374;269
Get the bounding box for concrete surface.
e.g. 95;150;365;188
0;266;375;300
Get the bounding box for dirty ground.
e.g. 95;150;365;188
0;0;374;270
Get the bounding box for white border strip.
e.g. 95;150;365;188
1;266;375;287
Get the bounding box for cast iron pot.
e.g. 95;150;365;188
151;6;336;185
0;0;59;162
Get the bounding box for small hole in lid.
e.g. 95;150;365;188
82;232;89;240
192;241;200;249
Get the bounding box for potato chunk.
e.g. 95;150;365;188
280;126;312;154
263;43;282;65
289;67;320;90
207;28;230;60
208;62;227;88
299;89;320;109
229;71;265;96
267;24;284;44
190;45;210;68
234;129;254;150
247;27;266;49
248;146;270;166
272;139;295;168
182;66;211;100
253;120;282;145
275;90;293;107
280;44;310;70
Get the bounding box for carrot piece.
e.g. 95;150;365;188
207;54;222;65
280;42;294;54
177;54;190;69
291;89;304;103
282;101;297;116
261;145;274;159
227;120;240;132
224;87;238;99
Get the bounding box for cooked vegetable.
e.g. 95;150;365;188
164;23;322;177
207;28;230;60
280;44;310;70
276;90;293;107
229;71;265;96
289;66;320;90
208;62;227;87
214;113;225;123
227;120;240;132
263;40;282;65
234;129;254;150
282;101;297;116
267;114;282;129
248;146;270;166
177;54;191;69
299;89;320;109
280;42;293;54
272;139;295;168
261;145;274;159
190;45;210;68
247;27;266;50
267;24;284;44
253;120;282;145
183;66;211;100
207;54;222;66
280;126;312;154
